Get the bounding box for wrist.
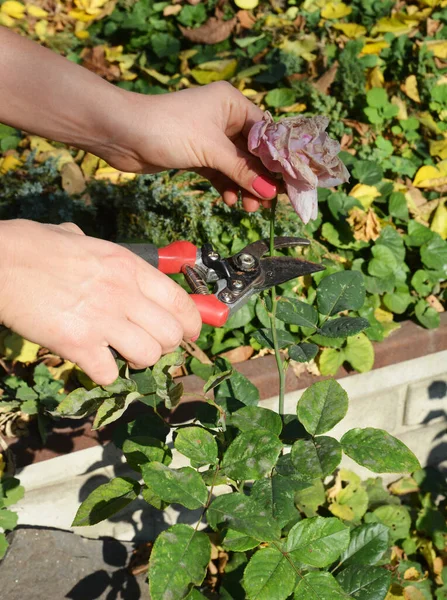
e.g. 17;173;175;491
88;88;155;173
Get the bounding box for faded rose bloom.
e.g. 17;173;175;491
248;112;350;223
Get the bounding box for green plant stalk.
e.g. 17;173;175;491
268;197;286;416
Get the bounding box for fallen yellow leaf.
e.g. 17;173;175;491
413;162;447;188
431;199;447;239
48;361;76;384
26;4;48;17
75;29;90;40
374;307;394;322
401;75;421;103
349;183;381;209
68;8;96;21
430;138;447;160
35;19;48;40
391;96;408;120
234;0;258;8
280;36;318;62
361;41;390;54
95;166;136;183
423;40;447;59
0;12;15;25
404;567;421;581
372;15;416;36
2;332;40;363
321;1;352;19
417;111;443;134
80;152;100;179
367;66;384;89
332;23;366;38
1;0;25;19
0;155;22;174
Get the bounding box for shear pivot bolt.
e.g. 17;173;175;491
238;253;255;270
232;280;243;290
220;291;233;303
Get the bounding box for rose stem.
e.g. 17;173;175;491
269;197;286;416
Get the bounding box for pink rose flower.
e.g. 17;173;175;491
248;112;350;224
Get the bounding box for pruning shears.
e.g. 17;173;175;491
120;238;325;327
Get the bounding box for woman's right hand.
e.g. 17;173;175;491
0;219;202;385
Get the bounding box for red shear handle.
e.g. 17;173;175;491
191;295;230;328
158;241;197;274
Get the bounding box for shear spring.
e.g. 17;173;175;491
182;265;209;295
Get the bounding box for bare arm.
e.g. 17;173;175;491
0;26;127;160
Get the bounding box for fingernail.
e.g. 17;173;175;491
252;175;277;198
191;335;199;342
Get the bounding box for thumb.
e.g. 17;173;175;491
210;137;278;200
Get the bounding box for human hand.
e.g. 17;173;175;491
100;82;278;212
0;220;201;385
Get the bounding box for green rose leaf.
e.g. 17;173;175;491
222;528;259;552
221;430;283;480
341;428;420;473
319;317;370;338
276;298;318;328
344;333;374;373
286;516;350;567
207;492;281;541
372;505;411;542
72;477;140;527
122;436;172;471
213;357;259;406
243;546;297;600
317;271;365;316
56;386;111;418
336;565;391;600
229;405;282;436
141;486;169;511
174;426;218;466
297;379;348;435
92;391;141;430
288;343;319;363
141;463;208;510
149;524;211;600
340;523;390;566
203;369;232;394
405;220;434;247
251;475;299;528
295;572;350;600
295;478;326;518
103;377;137;395
291;436;342;480
153;350;184;409
252;328;296;349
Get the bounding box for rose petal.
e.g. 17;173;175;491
284;175;318;224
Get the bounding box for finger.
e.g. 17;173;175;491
107;321;162;370
74;346;119;386
134;262;202;341
242;197;261;212
194;167;240;207
127;296;184;354
59;222;85;235
208;136;277;201
218;83;265;139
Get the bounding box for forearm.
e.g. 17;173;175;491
0;27;133;158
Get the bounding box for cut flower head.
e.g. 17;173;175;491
248;112;350;223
